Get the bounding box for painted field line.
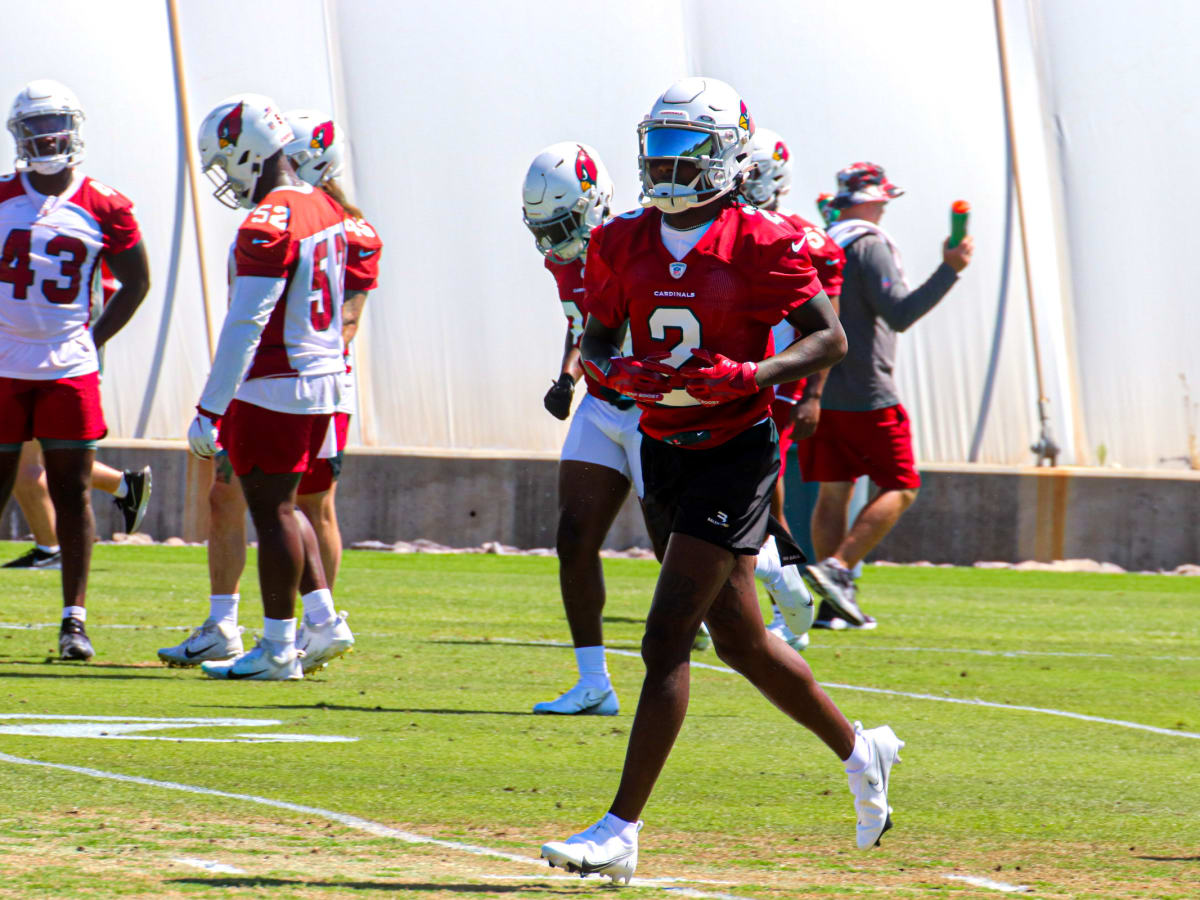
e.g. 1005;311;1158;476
173;858;246;875
0;751;750;900
594;646;1200;742
804;645;1200;663
944;873;1031;892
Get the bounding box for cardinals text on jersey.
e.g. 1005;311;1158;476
0;171;140;379
582;204;820;448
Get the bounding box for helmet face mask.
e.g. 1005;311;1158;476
201;155;248;210
637;77;753;214
7;81;85;176
522;141;613;264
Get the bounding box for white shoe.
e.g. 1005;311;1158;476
201;638;303;680
542;816;641;883
296;612;355;672
692;621;711;652
533;681;619;715
766;607;809;652
761;557;816;636
847;722;904;849
157;618;244;667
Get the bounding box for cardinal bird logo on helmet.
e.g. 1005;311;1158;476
738;100;753;135
773;141;789;163
217;102;245;149
575;146;598;193
310;120;334;151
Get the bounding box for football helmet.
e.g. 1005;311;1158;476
283;109;344;186
637;77;754;213
522;141;613;264
7;80;85;175
196;94;293;209
741;127;792;209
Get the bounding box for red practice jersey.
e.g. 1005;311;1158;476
234;184;348;381
545;255;617;403
0;171;140;379
583;204;820;448
773;208;845;403
343;214;382;293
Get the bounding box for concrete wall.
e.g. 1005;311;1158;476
3;444;1198;571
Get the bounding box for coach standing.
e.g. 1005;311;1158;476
798;163;973;628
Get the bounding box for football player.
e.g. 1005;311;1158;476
540;78;903;882
184;94;348;681
3;442;150;569
523;141;683;717
0;80;150;659
740;126;848;651
160;108;373;674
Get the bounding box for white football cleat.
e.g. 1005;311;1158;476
295;611;355;672
533;682;619;715
157;618;244;667
847;722;904;849
541;816;641;884
692;621;712;652
766;607;809;652
201;638;303;681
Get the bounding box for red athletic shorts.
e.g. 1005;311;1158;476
0;371;106;445
771;400;796;478
220;399;331;478
794;404;921;490
297;411;350;495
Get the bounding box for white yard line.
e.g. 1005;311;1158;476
0;751;750;900
594;646;1200;741
945;873;1032;892
172;858;246;875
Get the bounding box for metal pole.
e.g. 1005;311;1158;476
992;0;1058;466
166;0;217;363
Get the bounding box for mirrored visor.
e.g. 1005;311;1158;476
15;113;74;138
643;126;716;160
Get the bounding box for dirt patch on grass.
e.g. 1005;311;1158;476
0;810;1193;899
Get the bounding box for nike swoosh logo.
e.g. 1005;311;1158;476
226;668;269;680
251;237;270;244
578;850;632;874
184;642;219;659
790;241;804;253
358;249;378;258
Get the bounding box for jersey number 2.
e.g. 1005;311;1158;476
0;229;87;304
647;307;703;407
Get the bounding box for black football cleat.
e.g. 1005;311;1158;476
59;617;95;661
114;466;152;534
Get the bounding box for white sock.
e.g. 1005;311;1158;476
843;733;872;773
301;588;336;626
575;645;609;689
602;812;639;842
209;594;239;626
62;605;86;622
37;543;60;554
262;617;296;645
112;476;129;499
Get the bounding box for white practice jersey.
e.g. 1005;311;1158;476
0;170;140;379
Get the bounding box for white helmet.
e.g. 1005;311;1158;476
637;76;754;213
741;126;793;208
196;94;293;209
283;109;344;186
7;79;85;175
522;141;613;264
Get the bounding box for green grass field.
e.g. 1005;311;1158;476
0;545;1196;899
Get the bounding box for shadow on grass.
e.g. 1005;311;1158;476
168;877;579;894
1134;855;1200;861
0;659;173;678
197;702;532;716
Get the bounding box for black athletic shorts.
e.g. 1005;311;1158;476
640;418;779;555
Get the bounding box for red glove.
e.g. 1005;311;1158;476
681;349;759;406
582;354;675;403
